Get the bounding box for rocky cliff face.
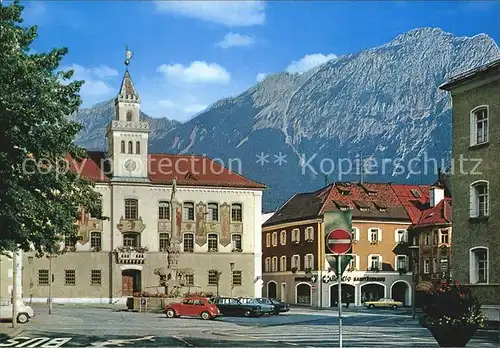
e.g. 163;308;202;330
70;100;180;150
73;28;500;211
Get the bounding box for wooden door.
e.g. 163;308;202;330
122;273;134;296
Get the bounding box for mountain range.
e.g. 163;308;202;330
71;27;500;211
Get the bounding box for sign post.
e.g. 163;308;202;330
324;211;353;348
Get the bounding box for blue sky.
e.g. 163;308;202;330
19;0;500;122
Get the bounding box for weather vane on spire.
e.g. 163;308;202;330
125;45;133;67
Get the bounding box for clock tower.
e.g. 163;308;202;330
106;47;150;181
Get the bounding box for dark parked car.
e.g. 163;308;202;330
211;297;262;317
239;297;275;315
269;298;290;314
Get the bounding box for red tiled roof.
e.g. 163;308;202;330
321;182;410;220
68;151;265;189
414;199;452;228
391;184;430;224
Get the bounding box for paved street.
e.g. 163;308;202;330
0;304;498;347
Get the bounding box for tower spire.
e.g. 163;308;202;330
116;45;139;102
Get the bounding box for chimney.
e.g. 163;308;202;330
430;185;445;207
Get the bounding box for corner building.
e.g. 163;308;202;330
22;67;265;304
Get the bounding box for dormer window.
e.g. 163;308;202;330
334;200;350;211
411;189;421;198
354;200;370;212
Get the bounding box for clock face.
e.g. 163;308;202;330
124;159;137;172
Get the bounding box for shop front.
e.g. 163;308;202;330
320;271;413;307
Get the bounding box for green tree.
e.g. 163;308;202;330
0;1;103;255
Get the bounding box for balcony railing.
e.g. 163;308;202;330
114;246;148;264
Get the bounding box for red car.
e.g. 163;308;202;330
164;297;222;320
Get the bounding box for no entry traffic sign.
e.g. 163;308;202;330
326;228;352;254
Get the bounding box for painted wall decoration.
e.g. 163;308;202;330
220;202;231;247
195;202;207;246
117;216;146;233
76;208;102;244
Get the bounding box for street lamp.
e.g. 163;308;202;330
47;254;56;314
216;271;222;297
229;263;235;297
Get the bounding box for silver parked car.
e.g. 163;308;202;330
238;297;275;315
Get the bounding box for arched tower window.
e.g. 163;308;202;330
136;141;140;154
126;111;132;122
128;141;133;154
121;141;125;154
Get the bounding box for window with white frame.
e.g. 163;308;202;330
369;255;381;270
292;228;300;243
183;233;194;252
264;257;271;272
280;230;286;245
424;232;430;245
396;255;408;271
348;254;358;271
272;232;278;247
271;257;278;272
440;229;450;244
305;227;314;241
470;181;489;218
90;232;101;249
432;257;437;273
304;254;314;270
369;228;381;243
266;233;271;248
470;106;488;146
470;247;488;284
159;233;170;251
158;201;170;220
280;256;287;272
351;227;359;241
124;199;138;220
423;259;430;274
395;229;407;243
231;203;242;222
183;202;195;221
291;255;300;270
208;234;218;252
123;232;140;247
231;234;242;251
207;203;219;222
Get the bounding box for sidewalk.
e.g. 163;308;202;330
0;322;22;338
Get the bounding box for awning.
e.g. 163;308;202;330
416;281;434;292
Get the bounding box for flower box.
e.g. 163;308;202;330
419;281;487;347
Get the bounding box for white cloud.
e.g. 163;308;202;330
63;64;118;104
286;53;338;74
91;65;119;79
157;61;231;84
154;1;266;27
256;72;268;82
217;32;256;48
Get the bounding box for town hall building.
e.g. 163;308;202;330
22;56;266;304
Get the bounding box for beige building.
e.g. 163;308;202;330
262;182;414;308
439;58;500;322
22;64;265;304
